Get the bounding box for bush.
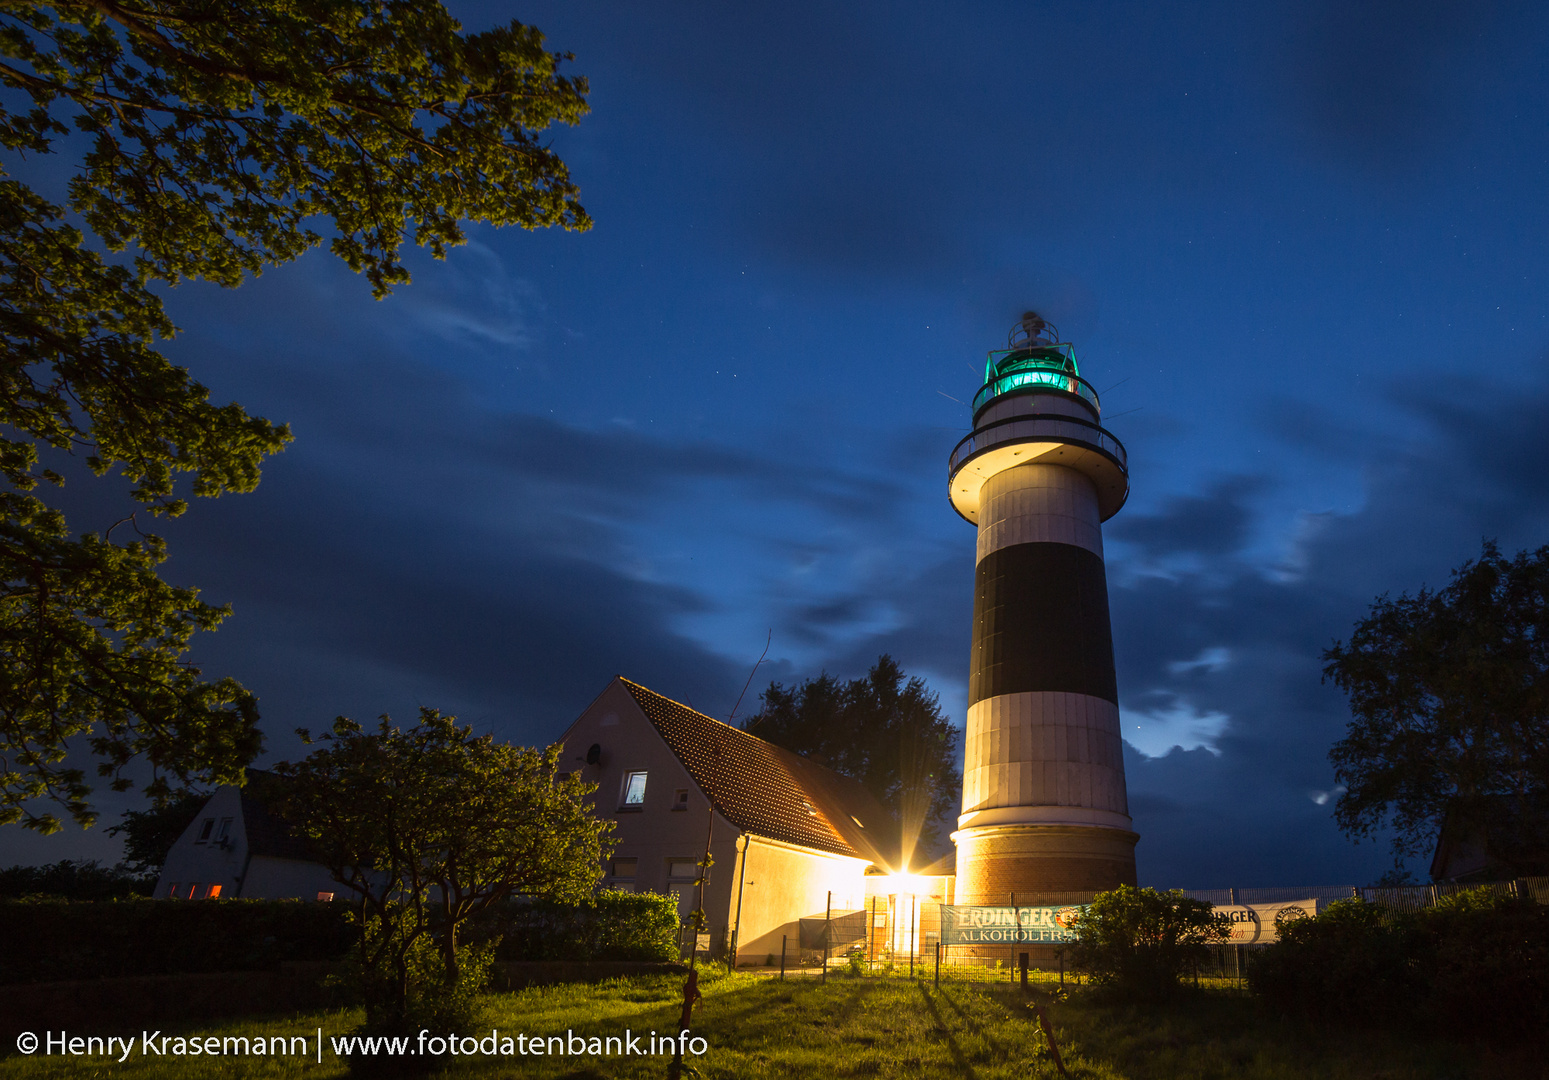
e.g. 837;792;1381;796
0;898;354;985
1250;889;1549;1040
333;925;495;1076
486;889;680;962
1249;898;1417;1027
1416;891;1549;1040
1070;886;1230;1002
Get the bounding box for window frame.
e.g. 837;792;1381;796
620;770;648;808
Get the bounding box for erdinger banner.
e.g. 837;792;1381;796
940;904;1085;945
1216;899;1316;944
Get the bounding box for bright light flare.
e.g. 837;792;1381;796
888;874;928;896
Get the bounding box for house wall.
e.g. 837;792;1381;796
558;681;741;950
240;856;341;900
730;836;870;966
155;786;246;900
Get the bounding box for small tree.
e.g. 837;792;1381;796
275;709;611;1042
1070;886;1230;1001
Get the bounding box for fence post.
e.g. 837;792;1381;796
909;894;917;979
869;896;877;974
935;940;941;987
822;890;831;985
1020;952;1029;990
779;935;786;981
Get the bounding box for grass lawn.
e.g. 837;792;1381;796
2;969;1543;1079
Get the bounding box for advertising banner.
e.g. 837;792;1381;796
939;899;1317;946
1215;900;1315;944
939;904;1085;945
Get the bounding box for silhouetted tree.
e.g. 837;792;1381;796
106;789;208;874
1324;540;1549;874
745;655;960;862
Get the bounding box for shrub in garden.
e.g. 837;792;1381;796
1070;886;1230;1002
1413;891;1549;1041
486;889;680;962
1249;898;1417;1027
1250;888;1549;1040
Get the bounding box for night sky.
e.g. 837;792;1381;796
8;0;1549;889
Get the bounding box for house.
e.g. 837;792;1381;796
155;770;338;901
557;677;948;965
1429;792;1549;883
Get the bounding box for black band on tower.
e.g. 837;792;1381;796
969;541;1118;706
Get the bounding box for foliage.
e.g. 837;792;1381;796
105;789;208;873
1251;889;1549;1040
0;1;590;833
1069;885;1230;1002
0;896;353;984
488;889;680;963
0;857;151;899
273;708;611;1038
1323;541;1549;869
1248;897;1418;1028
745;654;961;860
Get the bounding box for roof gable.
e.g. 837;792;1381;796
619;678;899;867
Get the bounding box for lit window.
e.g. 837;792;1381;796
195;819;214;843
316;891;335;902
188;882;201;898
673;789;689;810
205;884;222;899
166;882;181;899
611;858;638;879
622;771;648;806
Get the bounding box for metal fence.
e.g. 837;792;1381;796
762;875;1549;982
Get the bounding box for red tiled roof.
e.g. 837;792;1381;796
621;679;900;867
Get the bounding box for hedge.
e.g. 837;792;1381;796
0;899;354;985
0;890;682;984
487;890;681;962
1249;890;1549;1040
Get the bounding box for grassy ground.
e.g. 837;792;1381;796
2;969;1543;1079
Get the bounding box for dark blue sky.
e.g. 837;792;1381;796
8;0;1549;888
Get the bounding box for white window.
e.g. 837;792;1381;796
195;819;214;843
216;818;233;843
673;789;689;810
621;771;648;806
667;860;698;880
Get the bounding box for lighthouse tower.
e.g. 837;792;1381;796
948;313;1137;904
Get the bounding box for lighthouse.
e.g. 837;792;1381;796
947;313;1137;904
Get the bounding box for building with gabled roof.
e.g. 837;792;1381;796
154;770;338;901
558;677;945;964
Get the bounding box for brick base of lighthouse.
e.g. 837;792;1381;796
954;824;1137;905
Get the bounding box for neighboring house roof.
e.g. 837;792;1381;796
1429;792;1549;882
240;770;323;863
620;678;900;868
